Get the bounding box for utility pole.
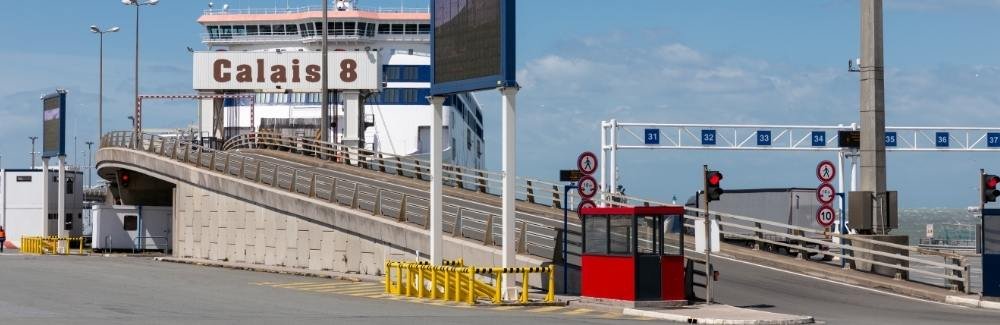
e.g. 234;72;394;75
29;136;38;168
320;0;330;142
859;0;887;234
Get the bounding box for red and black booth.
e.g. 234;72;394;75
579;205;686;301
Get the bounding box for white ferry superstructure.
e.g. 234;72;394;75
195;1;485;169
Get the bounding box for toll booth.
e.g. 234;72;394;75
579;206;686;301
984;209;1000;297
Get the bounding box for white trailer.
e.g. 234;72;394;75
91;205;171;251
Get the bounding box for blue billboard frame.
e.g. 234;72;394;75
41;90;67;158
430;0;517;95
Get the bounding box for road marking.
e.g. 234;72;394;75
490;306;522;311
292;283;346;290
561;308;593;315
712;255;978;309
271;282;318;288
527;306;564;313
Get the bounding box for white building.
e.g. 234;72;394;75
0;169;85;248
194;1;486;169
91;205;172;251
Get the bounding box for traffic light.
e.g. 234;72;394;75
119;171;131;188
706;170;724;202
983;174;1000;203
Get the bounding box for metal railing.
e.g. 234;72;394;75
384;259;555;305
201;6;429;16
105;131;973;293
103;131;563;260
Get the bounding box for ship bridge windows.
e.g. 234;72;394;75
377;23;431;35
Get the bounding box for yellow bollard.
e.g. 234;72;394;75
384;261;392;294
493;270;502;304
546;265;556;302
397;263;404;296
521;270;529;304
466;268;475;305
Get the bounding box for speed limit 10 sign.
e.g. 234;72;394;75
816;206;836;227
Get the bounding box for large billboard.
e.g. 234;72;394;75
430;0;516;95
193;51;380;91
41;90;66;158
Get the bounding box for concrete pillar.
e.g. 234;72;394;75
428;96;445;265
859;0;887;233
342;90;364;162
501;87;518;290
41;158;50;236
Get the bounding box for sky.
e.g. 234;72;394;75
1;0;999;208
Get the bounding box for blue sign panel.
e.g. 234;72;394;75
757;130;772;146
431;0;517;95
644;128;660;145
885;132;898;147
811;131;826;147
936;132;950;147
701;129;716;145
989;133;1000;148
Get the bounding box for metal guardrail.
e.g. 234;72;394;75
102;131;563;259
21;236;87;255
106;131;974;293
384;259;555;305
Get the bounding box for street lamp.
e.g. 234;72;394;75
122;0;158;135
29;136;38;168
90;25;120;144
85;141;94;187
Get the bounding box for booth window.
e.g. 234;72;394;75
609;216;632;255
583;215;608;254
124;215;138;231
16;176;31;182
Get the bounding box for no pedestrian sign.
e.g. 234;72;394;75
816;160;836;183
577;151;598;175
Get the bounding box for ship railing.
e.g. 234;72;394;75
102;131;565;261
202;6;429;16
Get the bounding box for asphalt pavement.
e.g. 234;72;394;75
0;254;647;325
708;255;1000;324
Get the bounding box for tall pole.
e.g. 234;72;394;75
703;164;713;304
42;158;50;236
57;156;67;252
320;0;330;142
980;168;986;254
428;96;445;265
99;32;104;140
29;136;38;168
501;87;518;291
134;3;140;135
859;0;887;234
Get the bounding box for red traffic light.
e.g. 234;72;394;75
708;172;723;186
120;174;130;182
987;175;1000;189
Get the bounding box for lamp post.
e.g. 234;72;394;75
122;0;158;135
90;25;120;143
85;141;94;187
29;136;38;168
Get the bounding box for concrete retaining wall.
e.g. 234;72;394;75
99;147;548;279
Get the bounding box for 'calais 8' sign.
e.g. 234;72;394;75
193;51;379;91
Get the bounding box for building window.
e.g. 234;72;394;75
124;215;138;231
247;25;259;35
64;214;73;230
48;213;57;220
15;176;31;182
405;24;417;34
391;24;403;34
66;178;74;194
418;24;430;34
378;24;390;34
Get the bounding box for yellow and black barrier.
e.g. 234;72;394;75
384;259;555;305
20;236;87;255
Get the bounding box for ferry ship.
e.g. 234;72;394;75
194;0;485;169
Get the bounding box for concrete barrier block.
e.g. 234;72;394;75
321;231;336;270
285;218;298;248
275;212;287;230
264;247;277;266
297;233;310;268
309;228;322;251
346;238;361;273
275;230;288;263
332;249;347;273
308;250;323;271
285;247;298;267
359;252;377;276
